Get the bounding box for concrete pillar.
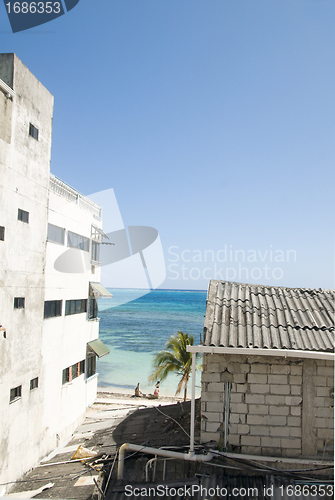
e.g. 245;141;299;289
302;359;317;456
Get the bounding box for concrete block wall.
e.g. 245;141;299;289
308;360;334;456
201;354;334;458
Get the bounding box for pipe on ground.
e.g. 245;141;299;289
117;443;213;480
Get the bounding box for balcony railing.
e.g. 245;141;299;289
50;174;101;220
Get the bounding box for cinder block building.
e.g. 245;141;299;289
0;53;110;493
189;280;334;459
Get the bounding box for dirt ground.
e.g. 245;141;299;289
4;391;200;499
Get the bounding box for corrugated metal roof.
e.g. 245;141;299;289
203;281;335;352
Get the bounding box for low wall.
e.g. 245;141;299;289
201;353;334;458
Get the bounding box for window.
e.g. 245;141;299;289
10;385;22;403
62;367;70;385
0;226;4;241
30;377;38;390
89;297;98;319
18;209;29;223
79;360;85;375
67;231;89;252
65;299;87;316
29;123;38;140
47;224;65;245
86;354;96;379
62;360;85;385
44;300;62;319
72;363;79;380
91;241;100;263
14;297;25;309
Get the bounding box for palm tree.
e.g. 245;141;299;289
149;331;198;401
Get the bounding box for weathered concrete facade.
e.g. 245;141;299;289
0;53;53;489
201;353;334;459
0;54;109;493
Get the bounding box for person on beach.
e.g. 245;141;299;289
147;381;160;399
134;383;143;397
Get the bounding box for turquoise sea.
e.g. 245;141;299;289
97;289;207;397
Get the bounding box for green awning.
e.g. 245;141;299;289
87;339;110;359
90;282;112;298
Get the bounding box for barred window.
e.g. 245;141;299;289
62;367;70;385
47;224;65;245
86;354;96;379
30;378;38;390
91;241;100;263
14;297;25;309
68;231;89;252
18;209;29;223
79;360;85;375
65;299;87;316
89;298;98;319
10;385;22;403
62;361;85;385
29;123;38;140
44;300;62;319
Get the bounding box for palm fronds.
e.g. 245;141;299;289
149;331;198;401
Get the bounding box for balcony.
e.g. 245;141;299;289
50;174;101;220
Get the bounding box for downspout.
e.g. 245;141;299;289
189;352;196;454
117;443;213;480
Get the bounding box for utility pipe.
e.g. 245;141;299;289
117;443;213;480
145;457;157;482
190;352;196;454
213;451;334;465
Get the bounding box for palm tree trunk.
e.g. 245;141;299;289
183;373;189;401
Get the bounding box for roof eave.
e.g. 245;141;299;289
187;345;334;361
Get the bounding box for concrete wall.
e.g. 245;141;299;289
0;54;103;493
42;188;102;446
0;54;54;490
0;90;12;143
201;353;334;459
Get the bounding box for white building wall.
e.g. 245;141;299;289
0;53;53;490
42;183;102;445
0;54;105;493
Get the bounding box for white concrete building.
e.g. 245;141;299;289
0;53;110;493
43;174;111;446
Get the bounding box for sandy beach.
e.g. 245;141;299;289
96;385;187;406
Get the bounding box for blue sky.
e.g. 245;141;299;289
1;0;334;290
